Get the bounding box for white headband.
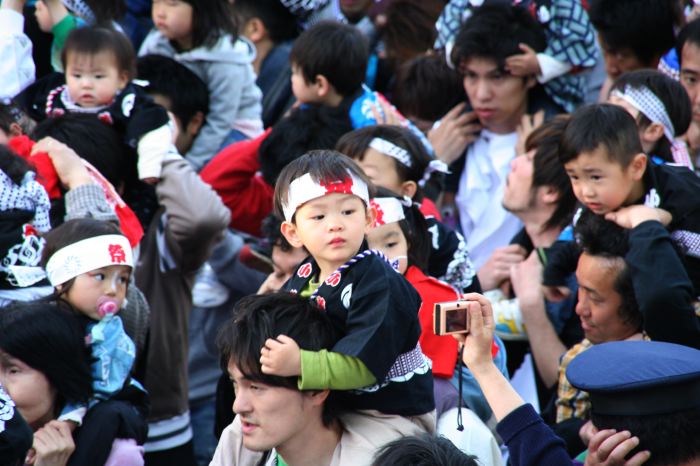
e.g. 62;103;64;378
369;138;412;168
46;235;133;286
283;172;370;222
370;197;406;228
611;85;675;142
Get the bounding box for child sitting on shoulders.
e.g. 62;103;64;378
18;26;174;183
40;218;147;466
265;150;435;434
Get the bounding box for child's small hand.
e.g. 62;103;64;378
505;43;541;77
33;137;93;189
260;335;302;376
605;206;672;229
515;110;545;155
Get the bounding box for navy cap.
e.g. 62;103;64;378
566;341;700;416
0;386;33;466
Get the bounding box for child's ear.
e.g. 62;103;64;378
628;152;648;180
186;111;205;137
540;185;560;205
243;17;268;43
118;71;129;91
640;122;665;146
364;204;376;233
315;74;332;97
281;221;304;248
399;181;417;199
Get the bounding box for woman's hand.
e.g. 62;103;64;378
453;293;496;373
31;421;75;466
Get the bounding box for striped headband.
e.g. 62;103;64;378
369;138;412;168
611;85;675;142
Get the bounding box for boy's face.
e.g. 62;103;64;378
356;148;405;195
461;57;533;135
65;52;129;108
152;0;193;48
290;64;322;105
281;193;373;273
563;146;646;215
366;221;408;274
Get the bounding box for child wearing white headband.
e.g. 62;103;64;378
41;218;146;462
266;150;436;438
337;125;477;292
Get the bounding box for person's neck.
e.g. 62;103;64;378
626;179;647;205
252;38;274;74
277;420;342;466
520;207;561;248
320;92;344;108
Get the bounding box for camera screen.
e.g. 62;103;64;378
445;308;468;333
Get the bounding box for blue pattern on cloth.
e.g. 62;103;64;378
88;315;137;400
434;0;598;112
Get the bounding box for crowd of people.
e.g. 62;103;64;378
0;0;700;465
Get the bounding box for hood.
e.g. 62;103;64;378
140;30;257;65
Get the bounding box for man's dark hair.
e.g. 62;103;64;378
233;0;300;44
611;70;691;164
216;292;341;426
336;125;433;201
372;434;479;466
677;17;700;64
0;302;93;413
451;4;546;72
589;0;678;67
559;104;644;167
137;54;209;128
289;21;368;97
31;113;136;190
591;407;700;466
392;54;466;124
381;0;443;65
574;210;641;330
181;0;238;49
259;104;354;186
83;0;127;24
0;145;32;186
61;26;137;80
273;150;374;222
524;115;576;231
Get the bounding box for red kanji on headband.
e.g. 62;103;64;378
109;244;127;264
320;177;354;195
298;262;313;278
370;199;385;228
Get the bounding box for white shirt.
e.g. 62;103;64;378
455;130;523;270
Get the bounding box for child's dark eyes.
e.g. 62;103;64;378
386;242;398;249
342;209;356;215
311;214;325;221
93;273;105;281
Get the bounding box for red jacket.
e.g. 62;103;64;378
405;265;460;378
200;129;274;237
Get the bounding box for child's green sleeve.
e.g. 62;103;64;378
298;349;376;390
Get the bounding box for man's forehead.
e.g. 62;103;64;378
460;56;505;74
681;41;700;71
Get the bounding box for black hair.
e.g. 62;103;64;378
0;145;32;186
392;54;466;124
273;150;375;222
82;0;127;24
591;407;700;466
611;70;691;164
31;113;137;191
574;209;641;330
0;102;32;137
589;0;677;67
258;104;354;186
61;26;137;80
381;0;443;66
180;0;238;49
0;302;93;414
371;434;479;466
137;54;209;128
677;17;700;64
524;115;577;231
451;4;546;72
559;104;644;167
232;0;300;43
372;186;430;273
260;214;293;253
336;125;433;202
289;21;368;97
216;292;341;426
40;218;124;297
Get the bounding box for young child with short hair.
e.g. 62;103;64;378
18;26;174;183
40;217;147;465
544;103;700;300
266;150;435;433
336;124;477;292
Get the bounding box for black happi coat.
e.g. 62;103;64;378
285;250;435;416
